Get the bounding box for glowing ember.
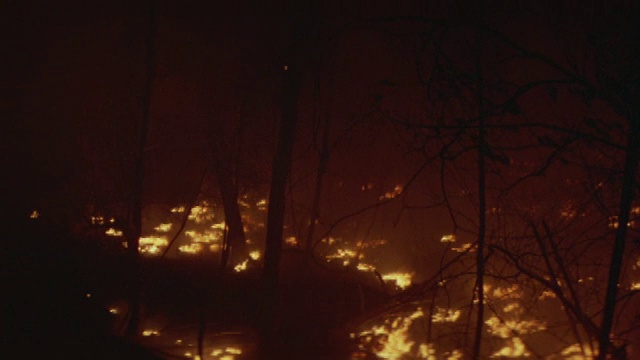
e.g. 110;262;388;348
382;272;413;290
417;345;464;360
284;237;299;247
178;243;204;254
608;215;634;229
451;243;474;252
211;221;226;230
105;228;123;237
256;199;268;210
492;284;523;299
485;316;546;338
502;302;522;314
234;260;248;272
361;182;375;191
185;230;221;243
559;343;595;360
321;237;337;245
379;184;403;200
431;307;461;323
630;282;640;290
490;337;530;358
154;223;172;232
142;329;160;337
188;202;215;223
440;234;455;242
139;236;168;255
356;262;376;272
29;210;40;219
108;307;119;314
418;344;436;359
361;239;388;248
91;216;105;225
560;201;577;218
538;289;556;300
210;346;242;360
249;250;261;260
325;247;363;265
171;205;186;213
357;308;424;359
225;347;242;355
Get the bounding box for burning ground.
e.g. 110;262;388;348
3;1;640;359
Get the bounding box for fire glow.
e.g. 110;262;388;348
382;272;414;290
355;308;425;359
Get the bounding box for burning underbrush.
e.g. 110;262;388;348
16;200;640;359
93;197;420;292
21;195;416;358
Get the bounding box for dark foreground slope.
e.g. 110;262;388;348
1;213;163;359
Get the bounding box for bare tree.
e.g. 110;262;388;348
124;0;157;341
354;6;638;357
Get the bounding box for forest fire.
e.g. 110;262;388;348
138;235;169;255
354;308;426;359
210;346;243;359
381;272;414;290
79;188;640;359
6;2;640;359
431;307;461;323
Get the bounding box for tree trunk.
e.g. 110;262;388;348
260;62;302;357
596;117;640;359
124;0;157;341
213;154;246;270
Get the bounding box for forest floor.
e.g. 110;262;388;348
3;217;389;359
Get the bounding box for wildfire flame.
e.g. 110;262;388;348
138;236;168;255
490;337;529;358
178;243;203;254
188;203;215;224
105;228;123;237
285;236;298;247
559;343;595;360
379;185;403;200
154;223;172;232
356;262;376;272
142;329;160;337
171;205;186;213
382;272;413;290
451;243;474;252
356;308;424;359
485;316;547;338
431;307;460;323
440;234;455;242
234;260;248;272
211;346;243;360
